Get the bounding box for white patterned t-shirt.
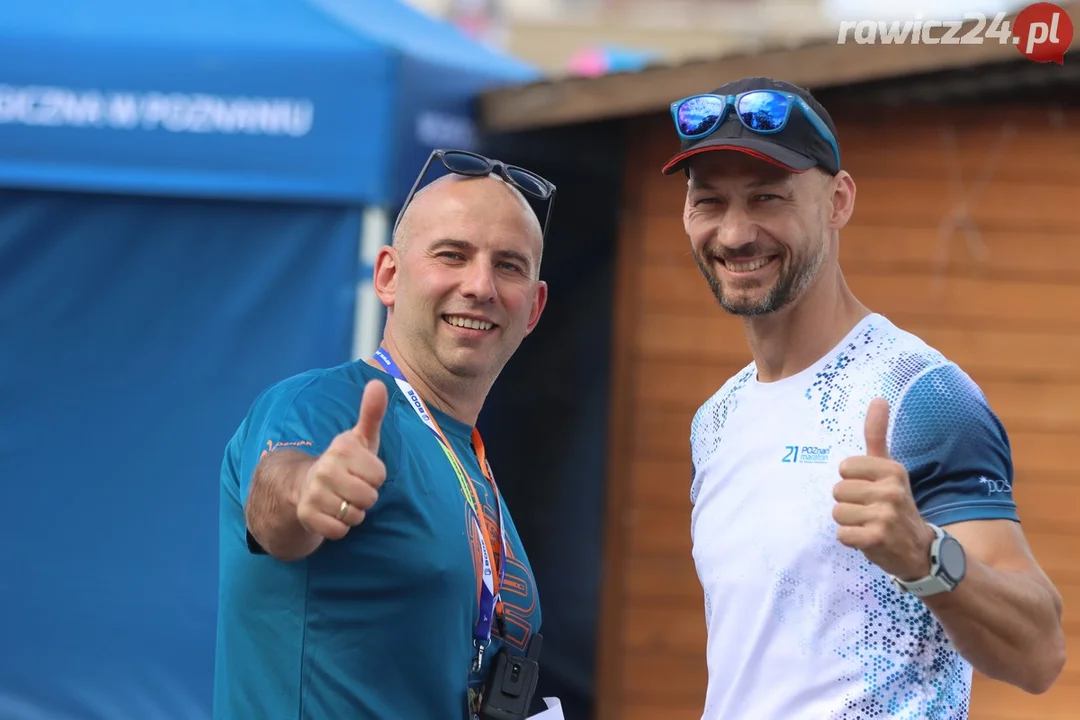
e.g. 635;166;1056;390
689;313;1018;720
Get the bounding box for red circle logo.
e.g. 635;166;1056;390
1013;2;1073;64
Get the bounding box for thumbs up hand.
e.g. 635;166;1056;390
297;379;389;541
832;397;936;581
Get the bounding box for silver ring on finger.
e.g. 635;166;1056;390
337;499;350;521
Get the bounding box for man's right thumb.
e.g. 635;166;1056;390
353;379;388;451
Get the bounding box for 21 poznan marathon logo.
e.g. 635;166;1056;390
837;1;1074;64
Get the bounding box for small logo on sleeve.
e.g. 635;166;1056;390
781;445;833;464
260;439;313;461
979;476;1012;494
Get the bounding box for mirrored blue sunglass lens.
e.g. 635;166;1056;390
736;92;790;131
677;96;726;137
443;152;490;174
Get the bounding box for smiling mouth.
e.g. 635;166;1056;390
443;314;497;331
720;256;777;273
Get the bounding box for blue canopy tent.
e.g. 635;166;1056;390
0;1;537;717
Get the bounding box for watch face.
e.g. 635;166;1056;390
939;536;967;582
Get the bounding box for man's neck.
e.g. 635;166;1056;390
369;333;487;427
742;269;871;383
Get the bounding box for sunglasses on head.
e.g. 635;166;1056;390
394;149;557;240
670;90;841;168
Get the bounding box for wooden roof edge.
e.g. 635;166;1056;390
479;2;1080;133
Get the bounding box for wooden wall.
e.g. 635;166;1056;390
596;105;1080;720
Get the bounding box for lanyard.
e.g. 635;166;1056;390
372;348;506;673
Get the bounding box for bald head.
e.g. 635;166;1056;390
392;173;543;265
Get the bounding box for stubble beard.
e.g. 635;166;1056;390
693;240;827;317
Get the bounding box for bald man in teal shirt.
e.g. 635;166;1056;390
213;151;556;720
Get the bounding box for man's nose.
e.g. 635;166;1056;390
715;206;758;251
460;261;497;302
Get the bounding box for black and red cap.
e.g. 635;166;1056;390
661;77;842;177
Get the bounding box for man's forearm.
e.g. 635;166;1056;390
924;557;1065;693
245;450;323;562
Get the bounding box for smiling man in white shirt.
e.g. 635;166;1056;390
661;76;1066;719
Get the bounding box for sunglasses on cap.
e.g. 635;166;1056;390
670;90;841;169
395;149;557;241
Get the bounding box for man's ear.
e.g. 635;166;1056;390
829;170;857;231
524;280;548;336
373;246;399;308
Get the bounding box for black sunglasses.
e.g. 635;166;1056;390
393;149;557;241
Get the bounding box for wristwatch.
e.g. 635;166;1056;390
891;523;967;597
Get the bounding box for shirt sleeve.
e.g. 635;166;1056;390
238;373;383;554
889;362;1019;527
237;375;357;502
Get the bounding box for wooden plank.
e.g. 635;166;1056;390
978;380;1080;434
633;310;751;366
832;105;1080;136
595;117;651;720
851;172;1080;228
630;458;695;507
621;705;703;720
842;222;1080;281
635;313;1080;383
838;118;1080;186
971;674;1080;719
641;264;1080;327
631;356;1080;434
626;504;693;556
632;359;740;411
622;651;706;703
624;553;699;603
637;211;1080;283
623;598;706;652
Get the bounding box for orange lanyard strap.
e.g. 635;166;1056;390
371;349;506;656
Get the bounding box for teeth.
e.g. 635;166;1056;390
726;257;771;273
445;315;494;331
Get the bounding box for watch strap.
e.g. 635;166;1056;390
891;524;957;598
892;572;955;597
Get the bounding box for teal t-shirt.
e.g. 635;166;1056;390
213;360;541;719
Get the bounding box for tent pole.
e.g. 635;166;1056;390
352;206;390;361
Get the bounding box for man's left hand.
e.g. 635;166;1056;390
832;397;936;581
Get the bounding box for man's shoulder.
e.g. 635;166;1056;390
250;361;399;414
690;362;757;439
823;313;956;394
224;361;403;459
811;313;994;440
